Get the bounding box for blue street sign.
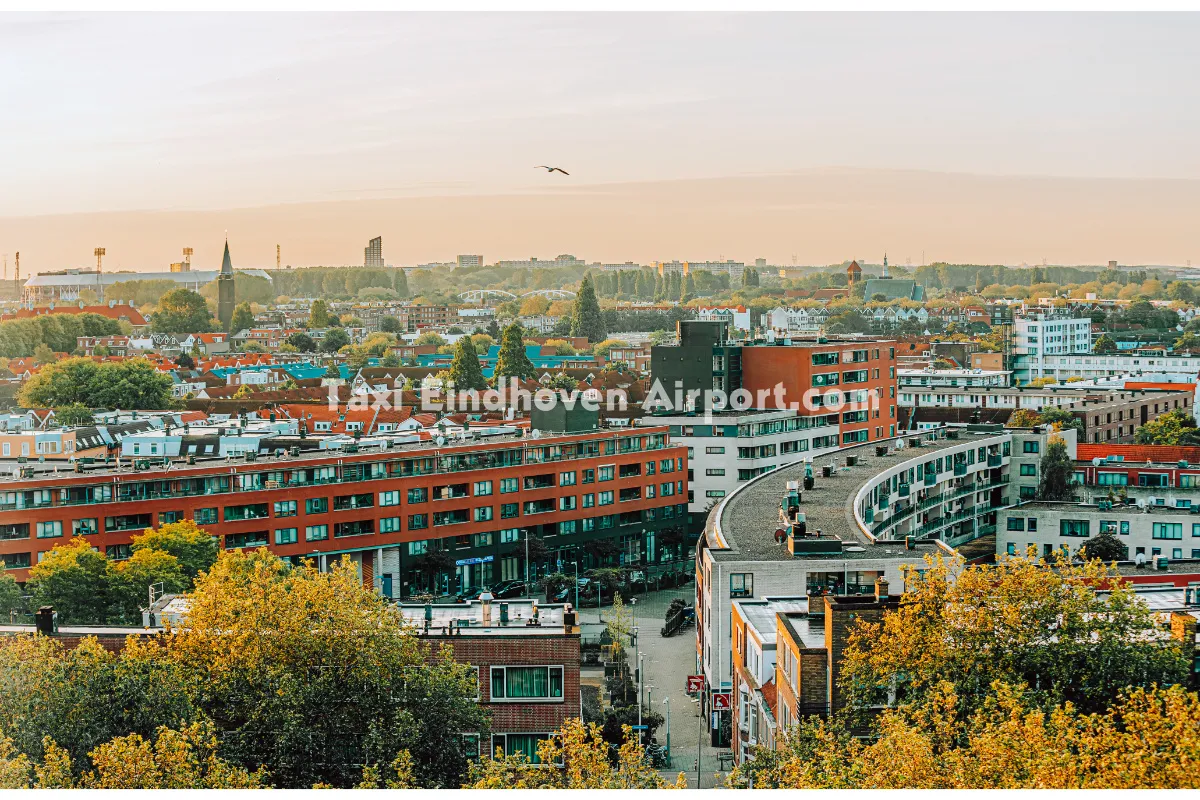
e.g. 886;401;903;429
630;725;648;730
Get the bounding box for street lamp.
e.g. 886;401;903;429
662;696;671;768
570;561;580;610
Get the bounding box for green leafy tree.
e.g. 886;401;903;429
53;403;94;427
1036;407;1083;433
381;351;401;368
152;289;213;334
32;343;56;365
1093;333;1118;354
26;538;113;624
379;316;403;334
1037;436;1075;501
319;328;350;353
109;549;188;623
826;310;872;334
570;274;607;343
1079;533;1129;562
1135;408;1200;446
286;332;315;352
308;299;332;328
414;332;446;347
447;336;486;391
130;521;218;583
493;322;537;383
0;565;23;623
228;302;255;334
19;358;173;411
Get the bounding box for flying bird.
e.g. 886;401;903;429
535;166;569;175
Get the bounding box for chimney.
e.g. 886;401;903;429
807;592;825;621
499;602;509;626
479;591;494;627
875;577;890;602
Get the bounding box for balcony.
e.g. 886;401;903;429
987;454;1003;467
923;473;937;487
898;484;911;497
953;463;968;477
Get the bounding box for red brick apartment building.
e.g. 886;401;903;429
398;598;581;761
0;428;687;598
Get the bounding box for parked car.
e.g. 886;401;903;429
490;580;526;599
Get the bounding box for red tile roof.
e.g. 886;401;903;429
1077;443;1200;464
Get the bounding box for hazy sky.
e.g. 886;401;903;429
2;12;1199;268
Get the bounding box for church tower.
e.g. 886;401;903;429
882;252;889;279
217;238;236;331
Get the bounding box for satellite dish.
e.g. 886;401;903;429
1092;457;1102;466
1135;553;1147;566
435;435;445;446
531;430;542;439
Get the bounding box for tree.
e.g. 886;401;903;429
0;565;22;622
80;723;268;788
1037;436;1075;501
286;332;315;352
32;343;56;365
1079;533;1129;562
21;358;173;410
839;554;1186;720
54;403;94;427
570;275;607;343
464;719;685;788
493;322;537;383
680;273;696;303
26;538;112;624
319;328;350;353
1093;333;1118;354
1036;407;1083;433
519;295;551;317
379;316;403;334
167;551;486;787
381;351;401;368
308;299;333;328
174;352;195;370
447;336;486;391
415;332;446;347
109;549;188;623
130;521;218;583
152;289;213;334
826;310;871;334
228;302;255;334
546;373;578;391
1135;408;1200;446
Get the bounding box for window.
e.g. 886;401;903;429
1006;543;1016;556
274;500;298;517
1019;464;1037;477
474;506;494;522
812;352;839;366
812;372;839;387
305;497;328;514
407;487;428;504
275;527;298;545
194;508;217;525
474;480;493;496
841;370;868;384
334;493;373;511
705;446;726;455
1019;486;1036;500
226;531;269;549
107;544;132;561
499;478;519;494
335;519;374;538
559;496;576;511
1152;522;1183;540
490;666;564;701
1138;474;1169;488
491;733;555;764
225;503;269;521
599;491;614;506
1006;518;1025;531
582;493;595;508
305;524;328;541
381;517;401;533
36;521;63;539
500;528;520;544
558;520;577;535
582;469;595;484
408;540;429;555
1120;521;1129;535
705;468;726;477
1097;472;1128;486
730;573;753;598
379;490;401;507
598;466;614;481
1099;520;1118;534
1028;518;1038;532
842;430;868;445
1060;519;1089;537
559;472;576;487
705;490;726;498
72;518;98;536
501;503;519;519
434;509;470;526
159;511;184;524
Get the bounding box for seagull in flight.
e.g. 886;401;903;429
535;165;569;175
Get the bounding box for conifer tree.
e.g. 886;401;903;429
681;272;696;302
447;335;486;391
570;274;607;343
493;322;537;383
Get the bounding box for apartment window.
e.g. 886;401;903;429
582;493;595;508
381;517;401;533
475;480;493;497
812;352;839;366
1019;486;1036;500
1120;521;1129;535
407;487;428;504
158;511;184;525
730;573;753;598
225;503;269;521
842;430;868;445
1023;441;1040;454
305;497;329;514
559;472;576;487
1006;518;1025;532
72;518;98;536
275;527;298;545
379;490;401;507
1028;518;1038;532
559;496;576;512
706;490;726;498
1138;474;1169;488
598;466;615;481
582;469;595;484
1097;472;1127;486
474;506;494;522
841;370;868;384
1059;519;1089;538
107;544;132;561
305;524;328;542
1152;522;1183;540
274;500;298;517
500;528;520;544
490;666;564;701
501;503;519;519
599;491;614;506
558;520;577;535
334;493;373;511
335;520;374;538
36;521;63;539
1006;543;1016;556
434;509;470;526
812;372;839;387
1019;464;1037;477
194;508;217;525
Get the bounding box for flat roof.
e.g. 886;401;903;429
708;429;996;563
734;596;808;643
395;598;573;636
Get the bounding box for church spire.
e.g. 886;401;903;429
882;252;889;279
220;238;233;275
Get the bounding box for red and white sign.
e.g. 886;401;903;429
686;675;705;693
711;692;732;711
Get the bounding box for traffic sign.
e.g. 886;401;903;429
711;692;732;711
630;724;648;730
686;675;704;693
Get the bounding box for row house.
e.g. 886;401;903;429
76;335;131;356
178;332;231;356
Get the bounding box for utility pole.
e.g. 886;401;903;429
663;696;671;768
697;695;703;789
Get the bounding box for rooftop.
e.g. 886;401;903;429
733;596;809;643
394;598;575;636
777;611;826;650
708;428;987;563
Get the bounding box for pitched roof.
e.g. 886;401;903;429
221;240;233;275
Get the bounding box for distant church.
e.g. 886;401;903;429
217;239;236;330
862;254;924;302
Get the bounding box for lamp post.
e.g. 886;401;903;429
646;684;655;747
571;561;580;610
523;528;530;589
662;696;671;768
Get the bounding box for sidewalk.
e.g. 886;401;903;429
578;585;731;789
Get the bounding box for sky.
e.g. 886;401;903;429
2;12;1199;270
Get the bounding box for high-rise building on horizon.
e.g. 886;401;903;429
365;236;384;268
456;254;482;269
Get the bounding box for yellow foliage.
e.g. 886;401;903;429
464;719;686;789
82;723;267;788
